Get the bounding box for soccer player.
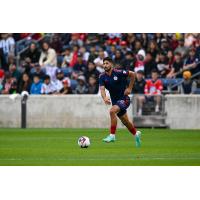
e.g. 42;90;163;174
99;57;141;147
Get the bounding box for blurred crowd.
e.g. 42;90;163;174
0;33;200;95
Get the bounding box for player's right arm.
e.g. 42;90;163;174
100;86;111;105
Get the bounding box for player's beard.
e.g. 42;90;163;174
104;66;112;72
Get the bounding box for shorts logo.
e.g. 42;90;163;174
113;76;118;80
123;70;126;74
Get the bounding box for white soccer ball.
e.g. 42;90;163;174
78;136;90;148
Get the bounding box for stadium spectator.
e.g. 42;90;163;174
167;52;183;78
54;69;64;93
144;70;163;113
108;45;117;59
1;72;13;94
69;45;79;67
39;41;56;65
84;61;99;81
94;49;106;73
120;41;131;55
144;52;157;78
113;50;124;68
9;63;21;81
41;75;57;94
74;75;88;94
30;63;46;81
88;46;97;62
141;33;148;49
167;50;174;69
106;33;121;45
60;78;72;94
133;70;146;94
18;73;32;93
121;51;135;71
61;47;72;67
73;53;87;73
50;34;63;54
3;54;16;72
147;40;159;59
23;42;40;65
0;34;15;63
22;57;32;75
184;33;196;48
39;41;57;80
183;48;200;75
174;38;189;58
9;80;18;94
126;33;136;48
79;46;90;62
160;38;170;54
155;33;163;47
30;74;42;95
134;49;145;72
170;34;179;50
179;71;197;94
85;33;100;46
69;33;83;47
156;51;170;77
55;68;65;81
134;40;143;54
87;75;98;94
132;70;146;116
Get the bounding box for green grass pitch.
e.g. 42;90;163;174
0;128;200;166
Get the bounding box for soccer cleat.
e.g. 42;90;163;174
135;131;141;147
103;135;116;143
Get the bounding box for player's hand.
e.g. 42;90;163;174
103;97;111;105
124;88;131;96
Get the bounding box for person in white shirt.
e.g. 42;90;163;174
0;33;15;54
39;41;57;81
94;48;108;73
53;69;65;93
41;75;57;94
0;34;15;64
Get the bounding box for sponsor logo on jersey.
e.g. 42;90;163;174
113;76;118;80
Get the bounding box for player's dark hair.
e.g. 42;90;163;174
103;57;113;64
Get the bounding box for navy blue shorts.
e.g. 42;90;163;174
114;96;131;117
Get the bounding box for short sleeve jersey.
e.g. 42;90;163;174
99;68;129;104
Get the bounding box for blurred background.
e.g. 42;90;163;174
1;33;200;129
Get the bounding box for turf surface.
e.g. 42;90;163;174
0;128;200;166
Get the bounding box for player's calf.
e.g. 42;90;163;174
119;114;141;147
103;106;119;143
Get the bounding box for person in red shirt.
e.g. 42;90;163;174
144;69;163;113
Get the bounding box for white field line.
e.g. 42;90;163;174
0;157;200;161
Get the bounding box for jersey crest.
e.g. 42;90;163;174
113;76;118;80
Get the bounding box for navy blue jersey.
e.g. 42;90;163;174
99;69;129;104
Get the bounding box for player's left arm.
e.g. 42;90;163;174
124;71;136;96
